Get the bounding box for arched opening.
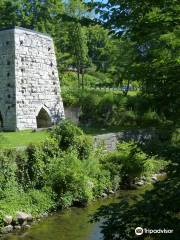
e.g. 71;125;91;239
0;112;3;130
36;108;52;128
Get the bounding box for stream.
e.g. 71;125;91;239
2;190;141;240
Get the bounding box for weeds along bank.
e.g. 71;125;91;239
0;121;168;229
62;89;176;129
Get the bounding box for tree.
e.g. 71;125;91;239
87;25;113;72
89;0;180;121
0;0;64;34
64;0;89;89
110;39;138;95
68;22;89;89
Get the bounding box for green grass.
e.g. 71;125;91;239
0;130;49;149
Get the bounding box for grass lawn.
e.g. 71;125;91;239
0;130;49;149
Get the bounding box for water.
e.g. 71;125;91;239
2;190;141;240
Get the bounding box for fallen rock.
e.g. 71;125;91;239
1;225;13;234
3;215;13;225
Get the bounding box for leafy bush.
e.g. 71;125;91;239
0;121;169;228
47;150;111;208
51;120;83;150
51;120;93;159
62;89;168;128
0;150;17;190
101;141;168;187
61;72;77;88
61;88;80;107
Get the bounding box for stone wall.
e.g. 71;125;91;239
64;107;80;124
94;129;158;151
0;29;16;131
0;27;64;131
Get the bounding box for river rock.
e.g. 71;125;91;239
16;212;32;224
109;190;115;194
151;176;158;183
141;176;147;181
27;214;33;222
136;180;145;186
3;215;13;225
14;225;21;230
101;193;108;198
1;225;13;234
40;212;48;218
22;224;31;230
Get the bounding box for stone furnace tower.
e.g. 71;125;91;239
0;27;64;131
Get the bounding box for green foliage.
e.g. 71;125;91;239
61;72;78;88
62;89;170;129
0;121;169;228
51;120;93;159
91;0;180;122
0;187;54;226
93;143;180;240
0;150;17;190
51;120;83;150
77;91;165;128
48;151;93;208
118;142;167;180
101;141;168;187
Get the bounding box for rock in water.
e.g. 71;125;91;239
136;180;145;186
1;225;13;234
3;215;13;225
16;212;32;224
27;214;33;222
101;193;108;198
151;176;158;183
14;225;21;230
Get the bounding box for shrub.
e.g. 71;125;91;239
118;142;167;184
48;151;95;208
100;151;123;189
61;88;80;107
51;120;83;150
80;93;101;124
51;120;93;159
101;141;168;188
61;72;77;88
0;150;17;190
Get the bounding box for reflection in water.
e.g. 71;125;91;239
3;190;141;240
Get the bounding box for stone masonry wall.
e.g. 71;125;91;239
0;29;16;131
0;27;64;131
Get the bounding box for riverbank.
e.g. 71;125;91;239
0;121;168;237
1;187;152;240
0;171;167;237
